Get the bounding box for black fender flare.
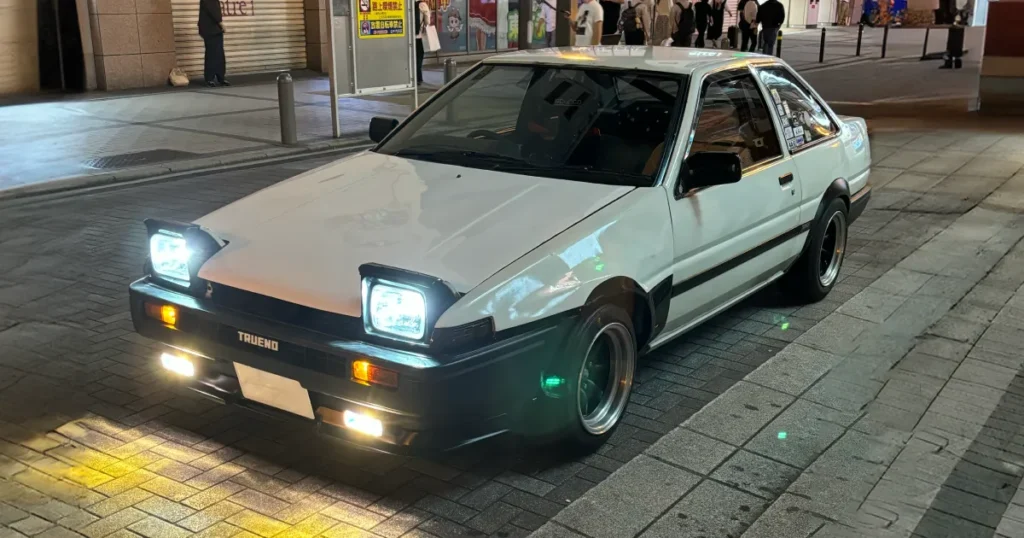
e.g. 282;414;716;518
803;178;851;251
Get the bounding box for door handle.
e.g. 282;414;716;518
779;173;794;186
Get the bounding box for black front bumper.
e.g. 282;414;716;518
130;279;574;455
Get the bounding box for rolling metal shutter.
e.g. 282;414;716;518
171;0;307;77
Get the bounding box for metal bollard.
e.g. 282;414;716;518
444;58;457;85
881;24;889;58
819;27;826;63
856;23;864;56
776;30;783;58
921;26;930;59
444;59;457;123
277;73;297;146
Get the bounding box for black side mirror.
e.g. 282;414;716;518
677;151;743;197
369;117;399;143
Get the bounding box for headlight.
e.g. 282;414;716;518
150;231;191;284
364;280;426;341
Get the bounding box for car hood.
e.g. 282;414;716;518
196;151;634;317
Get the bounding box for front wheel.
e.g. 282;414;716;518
785;198;849;303
556;304;637;453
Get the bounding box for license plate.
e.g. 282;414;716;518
234;363;315;419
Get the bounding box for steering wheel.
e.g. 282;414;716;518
466;129;504;141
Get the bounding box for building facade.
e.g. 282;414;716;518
0;0;329;95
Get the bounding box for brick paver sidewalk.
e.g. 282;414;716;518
0;74;442;198
538;126;1024;538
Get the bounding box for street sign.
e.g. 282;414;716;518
327;0;418;137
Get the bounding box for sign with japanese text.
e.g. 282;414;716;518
357;0;406;38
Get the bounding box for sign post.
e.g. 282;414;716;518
327;0;417;137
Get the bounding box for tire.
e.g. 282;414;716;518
785;197;849;303
553;304;638;454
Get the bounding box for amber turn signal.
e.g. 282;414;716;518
352;360;398;388
144;303;178;328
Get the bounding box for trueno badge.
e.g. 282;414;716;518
237;331;279;351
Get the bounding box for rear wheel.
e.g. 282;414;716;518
557;304;637;453
785;198;849;303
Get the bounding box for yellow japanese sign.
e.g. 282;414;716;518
357;0;406;38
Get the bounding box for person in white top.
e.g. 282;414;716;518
565;0;605;46
540;0;558;46
739;0;757;51
415;0;430;85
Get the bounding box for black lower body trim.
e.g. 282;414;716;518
849;185;871;224
672;222;812;297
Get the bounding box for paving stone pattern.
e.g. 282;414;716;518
0;126;1021;538
538;129;1024;537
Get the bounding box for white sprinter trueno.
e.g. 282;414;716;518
129;47;871;455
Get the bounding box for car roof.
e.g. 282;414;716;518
482;46;782;76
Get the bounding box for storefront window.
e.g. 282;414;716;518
469;0;498;50
502;0;550;49
433;0;469;52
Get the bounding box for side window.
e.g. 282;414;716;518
756;67;837;151
689;73;782;170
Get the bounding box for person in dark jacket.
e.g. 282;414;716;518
706;0;730;47
756;0;785;55
198;0;228;86
693;0;711;47
670;0;694;46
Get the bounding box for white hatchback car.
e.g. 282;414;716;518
131;47;871;454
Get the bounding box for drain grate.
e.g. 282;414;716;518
83;149;200;170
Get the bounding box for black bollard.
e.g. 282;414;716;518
881;24;889;58
819;27;826;63
776;30;783;58
856;23;864;56
921;26;930;60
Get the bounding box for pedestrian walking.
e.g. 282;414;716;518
566;0;605;46
756;0;784;55
600;0;624;38
706;0;731;48
738;0;758;51
670;0;694;46
693;0;711;47
415;0;429;84
198;0;228;87
540;0;558;46
620;0;652;44
651;0;672;45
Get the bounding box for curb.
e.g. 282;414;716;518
0;137;371;203
830;96;976;118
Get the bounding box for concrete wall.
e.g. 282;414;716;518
87;0;177;90
0;0;40;95
305;0;328;72
980;0;1024;113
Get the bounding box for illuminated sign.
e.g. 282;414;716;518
358;0;407;38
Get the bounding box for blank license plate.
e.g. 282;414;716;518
234;363;315;419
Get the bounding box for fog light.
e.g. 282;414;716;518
160;352;194;377
342;410;383;438
145;303;178;328
351;360;398;388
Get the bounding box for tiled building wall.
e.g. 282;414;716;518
88;0;178;89
0;0;39;95
305;0;329;72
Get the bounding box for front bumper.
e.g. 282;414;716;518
130;279;573;455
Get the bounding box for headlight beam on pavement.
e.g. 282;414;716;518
160;352;195;377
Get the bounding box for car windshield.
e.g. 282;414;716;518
375;64;686;187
